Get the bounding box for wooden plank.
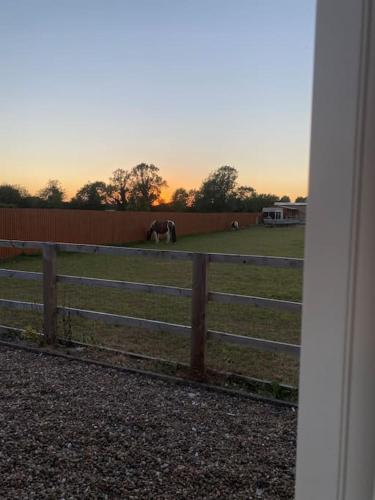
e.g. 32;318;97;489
0;301;300;356
0;269;300;312
0;239;304;268
0;324;44;341
54;243;195;261
190;253;209;378
208;252;304;269
0;324;24;335
57;274;192;298
0;269;43;281
0;240;194;260
0;239;194;260
0;240;42;250
58;306;191;337
207;329;300;357
209;291;302;312
0;299;43;312
43;243;57;345
58;277;301;312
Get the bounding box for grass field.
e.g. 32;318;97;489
0;225;304;386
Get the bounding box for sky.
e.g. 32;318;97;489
0;0;316;202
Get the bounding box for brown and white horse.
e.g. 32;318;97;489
231;220;239;230
146;220;177;243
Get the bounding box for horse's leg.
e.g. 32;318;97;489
155;232;159;244
166;228;170;243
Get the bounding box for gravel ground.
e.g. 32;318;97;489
0;345;297;499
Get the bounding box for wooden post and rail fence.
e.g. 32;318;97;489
0;240;303;379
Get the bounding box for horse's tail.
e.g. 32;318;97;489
169;221;177;243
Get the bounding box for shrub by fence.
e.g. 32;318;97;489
0;208;259;259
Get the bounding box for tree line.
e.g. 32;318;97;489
0;164;307;212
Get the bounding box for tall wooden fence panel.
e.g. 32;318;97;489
0;209;259;259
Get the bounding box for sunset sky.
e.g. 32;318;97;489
1;0;316;201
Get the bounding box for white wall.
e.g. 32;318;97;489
296;1;375;499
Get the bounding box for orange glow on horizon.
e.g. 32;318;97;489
2;166;308;205
1;178;307;205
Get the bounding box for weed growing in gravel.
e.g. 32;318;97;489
21;325;42;346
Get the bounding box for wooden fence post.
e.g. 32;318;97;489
190;253;209;379
43;243;57;345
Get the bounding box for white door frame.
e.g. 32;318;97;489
295;0;375;498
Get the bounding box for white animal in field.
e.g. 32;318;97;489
231;220;239;230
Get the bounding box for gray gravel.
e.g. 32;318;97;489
0;345;297;499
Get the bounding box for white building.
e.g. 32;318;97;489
262;202;306;225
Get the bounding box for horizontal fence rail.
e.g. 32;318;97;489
0;269;302;312
0;298;43;313
0;299;300;356
207;330;301;356
58;275;192;298
0;240;195;261
208;291;302;312
0;239;303;379
0;269;43;281
59;307;192;337
208;252;303;269
0;240;304;268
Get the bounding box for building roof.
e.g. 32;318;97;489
274;202;307;207
262;207;283;212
